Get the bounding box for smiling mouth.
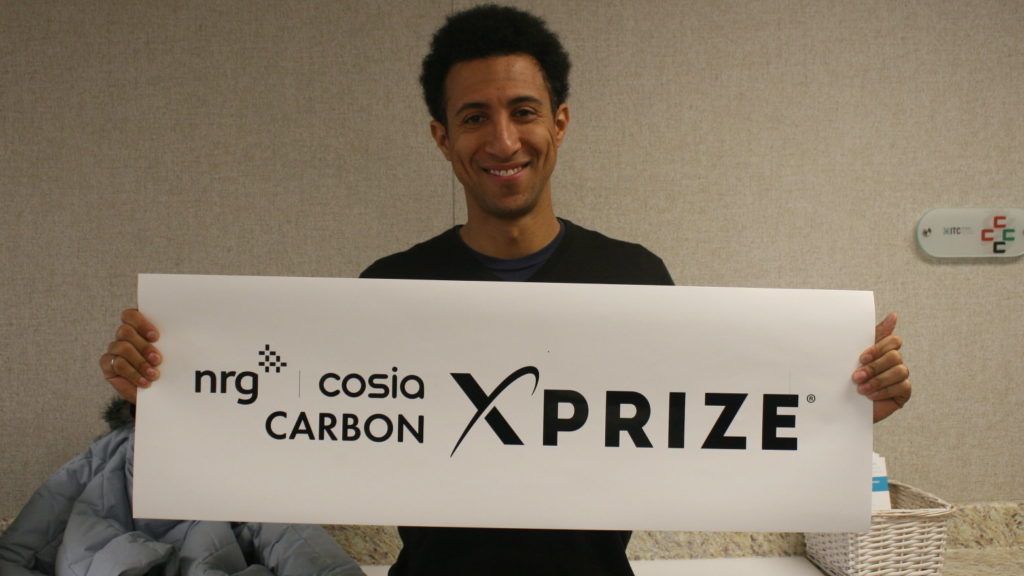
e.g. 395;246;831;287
485;165;527;177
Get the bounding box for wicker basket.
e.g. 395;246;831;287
805;481;954;576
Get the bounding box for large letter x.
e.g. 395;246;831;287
449;366;540;457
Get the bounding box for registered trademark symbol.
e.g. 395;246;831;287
806;394;816;403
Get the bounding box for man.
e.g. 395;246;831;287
102;5;912;575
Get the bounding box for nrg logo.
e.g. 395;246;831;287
449;366;800;457
981;215;1016;254
193;344;287;405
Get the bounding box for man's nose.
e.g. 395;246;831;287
485;116;522;158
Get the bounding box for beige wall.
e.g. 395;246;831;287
1;0;1021;522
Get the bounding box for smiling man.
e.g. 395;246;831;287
358;6;675;291
102;4;912;575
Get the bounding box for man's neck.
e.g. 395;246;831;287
459;211;561;260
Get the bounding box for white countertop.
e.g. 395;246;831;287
362;556;824;575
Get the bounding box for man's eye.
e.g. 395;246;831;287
513;108;537;119
462;114;484;125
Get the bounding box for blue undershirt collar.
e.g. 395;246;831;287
461;220;566;281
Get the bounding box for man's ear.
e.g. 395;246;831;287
430;120;452;161
554;103;570;147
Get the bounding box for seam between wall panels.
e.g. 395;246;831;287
450;0;458;227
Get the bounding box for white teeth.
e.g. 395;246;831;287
487;166;524;177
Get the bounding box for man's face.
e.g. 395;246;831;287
431;54;569;224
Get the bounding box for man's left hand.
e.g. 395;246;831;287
853;313;912;423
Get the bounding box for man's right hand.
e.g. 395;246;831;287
101;309;162;403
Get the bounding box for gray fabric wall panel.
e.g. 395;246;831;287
2;0;1021;523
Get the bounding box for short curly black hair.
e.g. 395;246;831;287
420;4;571;125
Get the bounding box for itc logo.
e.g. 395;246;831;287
981;216;1016;254
449;366;799;457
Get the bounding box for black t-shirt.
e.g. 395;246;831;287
360;219;674;576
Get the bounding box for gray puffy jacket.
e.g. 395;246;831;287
0;419;364;576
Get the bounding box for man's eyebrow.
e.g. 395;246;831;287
453;101;488;117
507;95;544;107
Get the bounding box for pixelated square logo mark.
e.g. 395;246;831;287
258;344;288;374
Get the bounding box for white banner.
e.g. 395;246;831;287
134;274;874;532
